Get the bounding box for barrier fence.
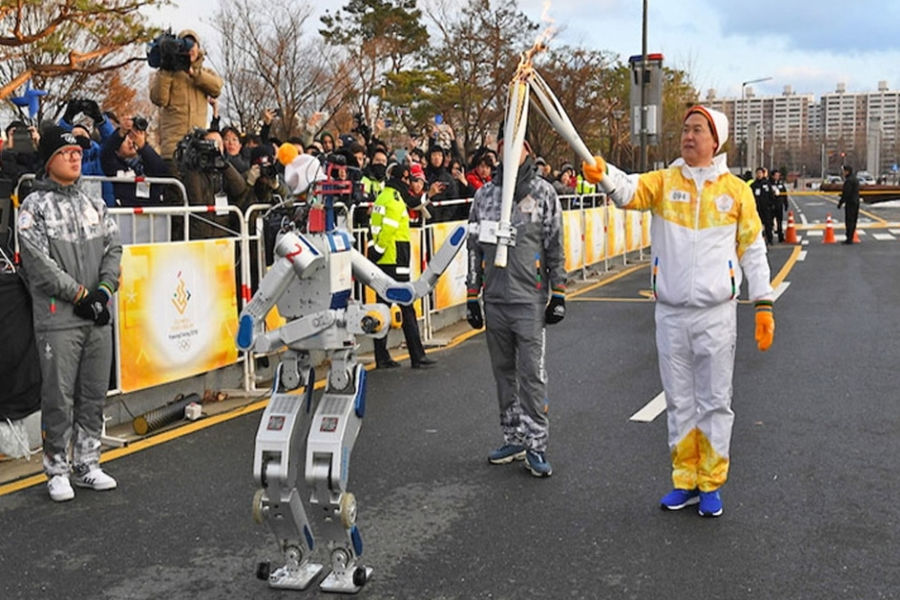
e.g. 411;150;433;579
5;175;651;403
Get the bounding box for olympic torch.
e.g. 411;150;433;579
495;75;531;268
528;70;615;196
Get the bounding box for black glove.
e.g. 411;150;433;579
544;295;565;325
83;100;104;124
466;300;483;329
74;289;111;325
63;99;83;124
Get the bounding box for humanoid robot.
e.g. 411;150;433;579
236;159;466;593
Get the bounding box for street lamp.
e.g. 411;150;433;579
741;76;772;172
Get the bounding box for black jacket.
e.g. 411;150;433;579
100;131;173;206
839;174;859;208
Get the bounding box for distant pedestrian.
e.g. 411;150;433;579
770;170;788;242
750;167;775;244
837;164;860;244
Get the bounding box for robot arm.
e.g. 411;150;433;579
237;231;325;351
350;249;416;305
411;223;467;299
350;223;468;304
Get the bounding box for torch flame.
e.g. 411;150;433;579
514;0;556;81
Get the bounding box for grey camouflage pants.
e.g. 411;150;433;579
36;325;112;477
484;302;549;453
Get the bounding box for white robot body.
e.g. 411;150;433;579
239;198;466;593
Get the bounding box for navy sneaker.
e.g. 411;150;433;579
698;490;723;517
488;444;526;464
524;450;552;477
660;488;700;511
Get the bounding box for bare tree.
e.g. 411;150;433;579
0;0;163;118
424;0;538;155
213;0;352;141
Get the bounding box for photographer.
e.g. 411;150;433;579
178;128;247;239
244;144;290;206
1;121;41;184
58;99;115;176
100;116;172;207
149;29;223;160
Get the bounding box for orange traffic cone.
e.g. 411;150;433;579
852;227;861;243
823;214;836;244
784;211;798;244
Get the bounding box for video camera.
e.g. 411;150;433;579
175;129;225;172
147;31;194;72
132;116;149;132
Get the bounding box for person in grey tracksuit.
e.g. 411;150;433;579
465;143;566;477
16;126;122;499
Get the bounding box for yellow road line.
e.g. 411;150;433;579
771;245;802;289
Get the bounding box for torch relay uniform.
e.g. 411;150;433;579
466;157;566;474
599;109;773;505
17;172;122;498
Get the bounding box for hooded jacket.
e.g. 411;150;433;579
467;157;565;304
16;177;122;331
149;30;223;159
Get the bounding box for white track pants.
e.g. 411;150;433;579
655;301;736;492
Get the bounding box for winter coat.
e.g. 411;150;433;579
16;177;121;331
149;32;223;159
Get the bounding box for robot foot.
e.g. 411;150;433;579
260;561;324;590
320;565;373;594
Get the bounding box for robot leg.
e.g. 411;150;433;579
306;353;372;593
251;353;322;589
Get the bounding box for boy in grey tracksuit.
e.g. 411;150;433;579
16;126;122;502
465;145;566;477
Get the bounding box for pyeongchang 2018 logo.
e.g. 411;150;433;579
168;271;198;353
171;271;192;314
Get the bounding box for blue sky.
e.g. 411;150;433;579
147;0;900;99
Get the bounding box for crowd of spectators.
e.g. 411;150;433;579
1;29;591;244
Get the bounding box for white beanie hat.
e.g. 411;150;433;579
684;105;729;154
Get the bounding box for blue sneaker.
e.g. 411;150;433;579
698;490;723;517
488;444;526;465
660;488;700;511
524;450;552;477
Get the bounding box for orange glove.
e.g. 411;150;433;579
581;155;607;185
754;300;775;351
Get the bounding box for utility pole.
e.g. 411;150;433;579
639;0;648;172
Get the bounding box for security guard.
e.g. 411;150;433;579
368;164;435;369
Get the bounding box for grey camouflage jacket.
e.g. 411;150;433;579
17;177;122;331
467;163;566;305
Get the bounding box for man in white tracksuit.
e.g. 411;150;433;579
582;106;775;517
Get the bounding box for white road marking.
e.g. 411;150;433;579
798;250;807;261
801;239;809;245
873;233;896;241
630;392;666;423
773;281;790;301
799;213;809;226
806;230;824;237
889;229;900;235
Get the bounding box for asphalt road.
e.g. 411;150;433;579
1;193;898;600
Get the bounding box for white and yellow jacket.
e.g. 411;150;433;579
605;155;772;308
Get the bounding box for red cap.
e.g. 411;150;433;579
410;163;426;181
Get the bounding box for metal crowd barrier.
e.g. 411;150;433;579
6;172;651;399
